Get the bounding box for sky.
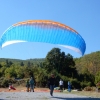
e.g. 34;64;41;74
0;0;100;60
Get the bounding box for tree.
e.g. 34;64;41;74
0;64;2;68
43;48;62;72
33;67;48;87
95;71;100;84
5;59;13;67
43;48;77;77
20;62;24;66
27;61;31;67
15;66;24;78
4;66;17;78
61;53;76;77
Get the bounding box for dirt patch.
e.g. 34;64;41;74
0;87;59;92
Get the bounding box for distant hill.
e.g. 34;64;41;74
0;58;45;62
74;51;100;75
0;58;45;66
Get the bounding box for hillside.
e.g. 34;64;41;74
74;51;100;75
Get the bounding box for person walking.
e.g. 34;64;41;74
48;74;56;96
68;81;71;92
59;79;63;92
29;77;35;92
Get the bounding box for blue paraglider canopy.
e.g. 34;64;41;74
0;20;86;55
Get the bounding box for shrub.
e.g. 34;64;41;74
0;77;17;87
84;86;96;91
70;78;81;89
80;81;92;89
1;78;9;87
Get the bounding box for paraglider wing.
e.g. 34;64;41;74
0;20;86;55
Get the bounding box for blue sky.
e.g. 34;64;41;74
0;0;100;60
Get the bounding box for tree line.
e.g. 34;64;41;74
0;48;100;89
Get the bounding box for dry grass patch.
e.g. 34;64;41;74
69;91;100;98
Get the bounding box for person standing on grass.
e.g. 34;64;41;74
59;79;63;92
68;81;71;92
48;74;56;96
26;79;30;92
29;77;34;92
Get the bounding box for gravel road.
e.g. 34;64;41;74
0;91;99;100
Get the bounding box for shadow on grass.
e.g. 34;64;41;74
52;97;100;100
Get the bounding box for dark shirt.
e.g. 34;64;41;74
29;79;34;85
48;77;55;85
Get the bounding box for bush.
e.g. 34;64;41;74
80;81;92;89
70;78;81;89
84;86;96;91
1;78;9;87
0;77;17;87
